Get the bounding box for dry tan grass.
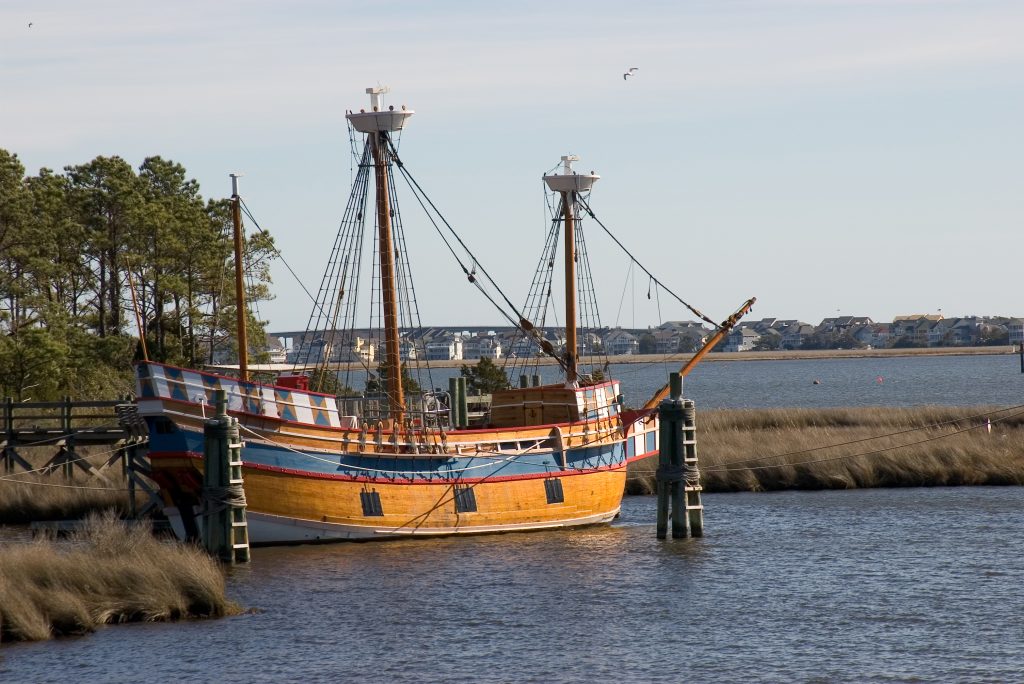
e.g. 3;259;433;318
0;513;240;644
627;405;1024;494
0;447;135;523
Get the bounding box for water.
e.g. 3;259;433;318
3;489;1023;683
423;352;1024;409
4;354;1024;682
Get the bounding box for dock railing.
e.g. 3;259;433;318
1;396;159;518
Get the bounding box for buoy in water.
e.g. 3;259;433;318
812;379;821;385
876;376;884;384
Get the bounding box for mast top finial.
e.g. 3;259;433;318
347;86;414;133
366;86;390;112
544;154;600;193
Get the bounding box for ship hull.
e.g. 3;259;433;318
136;362;658;545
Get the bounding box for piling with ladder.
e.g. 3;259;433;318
656;372;704;539
202;390;250;563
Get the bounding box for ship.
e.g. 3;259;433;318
135;87;751;544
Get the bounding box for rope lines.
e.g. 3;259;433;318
577;195;718;329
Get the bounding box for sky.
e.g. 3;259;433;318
3;0;1023;333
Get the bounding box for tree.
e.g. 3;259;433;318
978;327;1009;346
677;335;700;353
366;362;422;395
638;333;656;354
752;334;781;351
0;327;67;401
306;369;357;397
66;156;143;338
460;357;510;394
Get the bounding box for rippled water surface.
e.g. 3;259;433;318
4;488;1023;683
423;352;1024;409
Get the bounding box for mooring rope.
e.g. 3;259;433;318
0;475;131;492
200;483;247;513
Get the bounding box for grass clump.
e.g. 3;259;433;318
0;447;136;524
627;405;1024;494
0;513;240;644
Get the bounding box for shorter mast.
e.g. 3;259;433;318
230;173;249;382
543;155;600;387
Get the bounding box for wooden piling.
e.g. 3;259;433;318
202;390;250;563
448;377;459;427
457;377;469;428
656;372;703;539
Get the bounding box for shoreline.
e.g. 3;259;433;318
368;345;1017;369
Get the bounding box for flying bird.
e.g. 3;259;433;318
623;67;639;80
28;22;33;27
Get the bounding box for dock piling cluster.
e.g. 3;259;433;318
202;390;250;563
656;372;704;539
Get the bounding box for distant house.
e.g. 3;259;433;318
853;323;890;348
652;323;708;353
399;338;419;361
603;328;639;356
463;336;503;360
892;315;942;343
781;323;815;349
723;327;759;352
1008;319;1024;346
509;337;539;358
425;336;463;361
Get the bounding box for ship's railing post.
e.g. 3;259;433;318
202;390;250;563
656;372;701;539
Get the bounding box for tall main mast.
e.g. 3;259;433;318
346;88;414;420
230;173;249;382
543;156;600;386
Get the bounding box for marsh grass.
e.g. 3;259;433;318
627;405;1024;494
0;513;240;643
0;447;135;523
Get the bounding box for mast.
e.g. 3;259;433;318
543;156;599;386
346;87;415;421
563;188;578;384
230;173;249;382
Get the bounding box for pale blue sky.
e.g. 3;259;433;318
3;0;1022;331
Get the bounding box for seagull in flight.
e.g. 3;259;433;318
623;67;639;80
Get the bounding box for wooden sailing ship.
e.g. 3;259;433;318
136;87;745;544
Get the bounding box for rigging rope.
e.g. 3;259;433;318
386;139;570;374
239;198;326;318
576;195;719;329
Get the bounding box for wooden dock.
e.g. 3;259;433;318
1;397;159;518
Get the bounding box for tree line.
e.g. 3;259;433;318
0;150;275;401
